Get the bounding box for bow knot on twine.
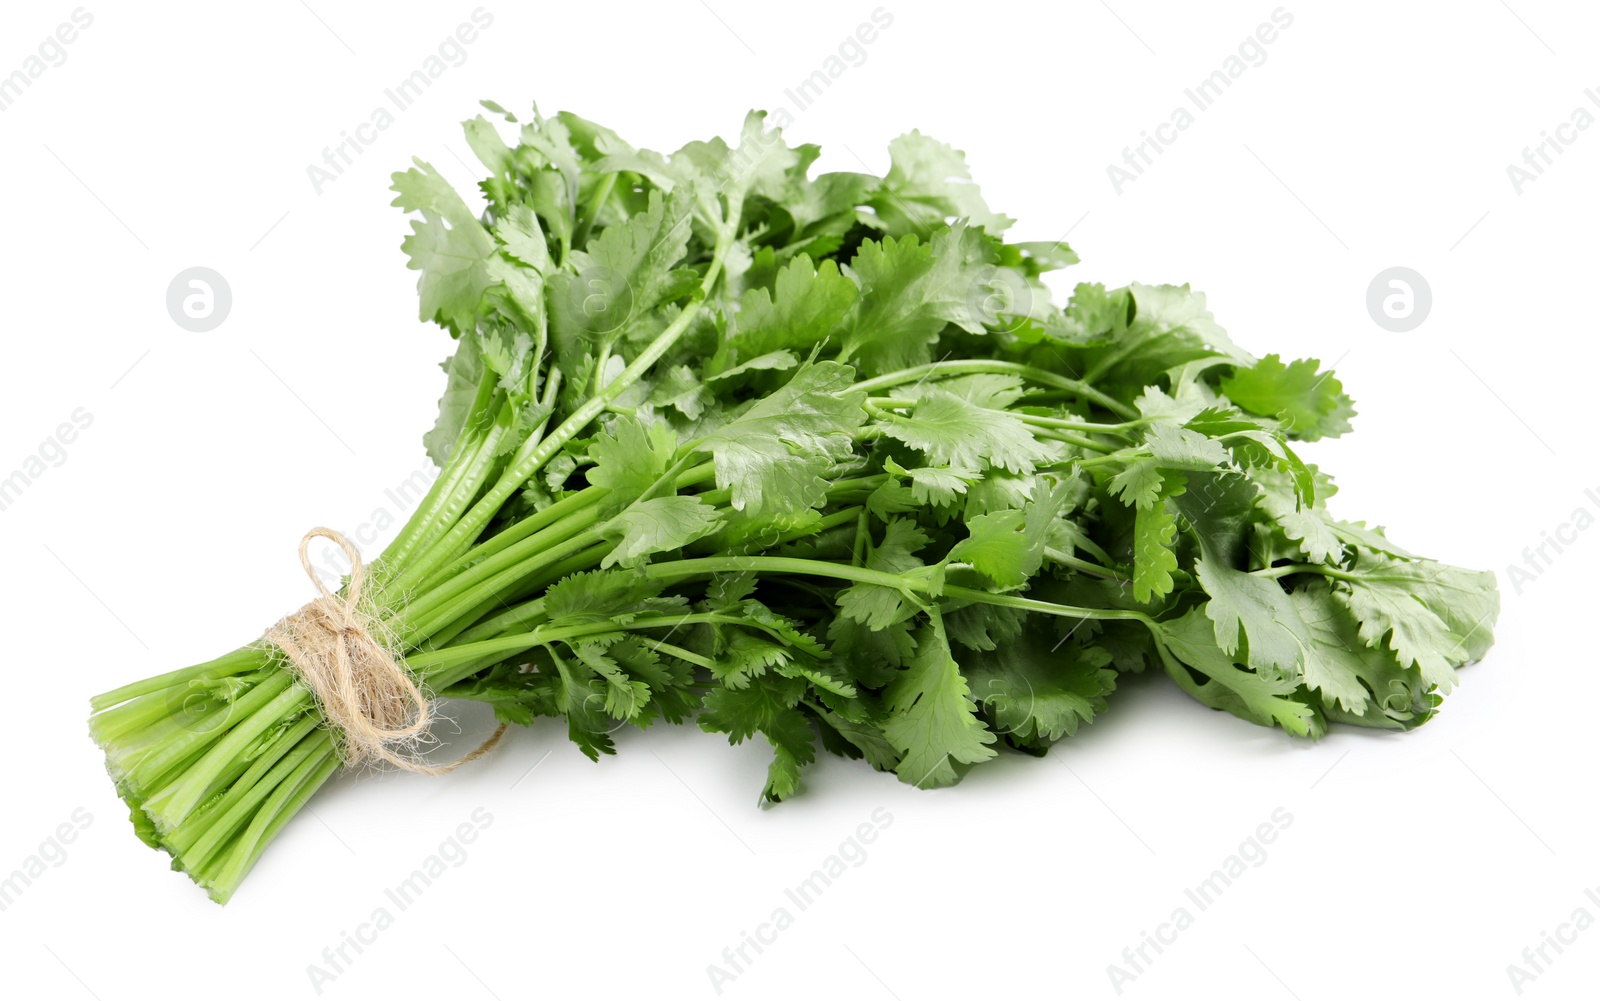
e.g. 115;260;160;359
264;528;505;774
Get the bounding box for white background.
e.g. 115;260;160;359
1;1;1595;999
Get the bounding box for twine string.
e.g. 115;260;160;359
264;528;505;775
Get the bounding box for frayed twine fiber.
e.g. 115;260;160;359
264;528;506;774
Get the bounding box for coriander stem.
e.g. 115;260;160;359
850;360;1137;419
1074;452;1131;470
1251;563;1355;581
521;204;744;467
401;525;606;644
643;556;919;592
639;556;1154;624
378;367;505;572
1017;413;1140;435
89;646;263;713
410;612;774;681
573;171;617;248
385;485;609;604
940;585;1156;625
1044;547;1129;582
410;200;744;574
647;641;715;670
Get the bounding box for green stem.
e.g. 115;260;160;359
432;539;618;658
142;678;313;830
1251;563;1355;581
640;556;1153;624
206;738;339;905
168;716;325;864
1017;413;1141;435
392;486;608;602
641;641;714;670
574;171;618;248
1045;547;1129;582
406;201;743;580
942;585;1155;625
89;646;263;714
409;612;759;683
527;203;744;471
1075;452;1133;470
644;556;918;592
401;524;606;645
851;360;1137;420
378;367;504;572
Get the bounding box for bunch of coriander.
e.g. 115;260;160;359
89;103;1498;903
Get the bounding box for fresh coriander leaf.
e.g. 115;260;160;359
882;385;1056;476
881;613;997;787
774;657;858;699
885;457;982;508
925;372;1027;409
838;519;929;630
948;478;1065;590
1253;465;1342;564
967;626;1115;743
1172;473;1314;676
542;569;688;630
1134;385;1206;424
1080;283;1250;388
1108;458;1166;511
601;496;723;568
839;224;992;376
707;349;800;383
1144;423;1233;470
463;114;515;176
943;601;1027;652
698;675;816;803
1222;354;1356;442
1132;490;1181;603
814;708;901;771
1157;609;1320;736
1054;281;1130;345
1285;580;1396;715
1326;519;1417;560
828;612;916;686
869;130;1013;238
423;333;486;465
1333;553;1498;689
391;160;496;335
586;415;680;510
1005;241;1079;275
695;362;868;516
707;630;800;690
571;642;653;720
647;363;712;419
730;254;858;358
493;203;552;273
545;653;619;760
